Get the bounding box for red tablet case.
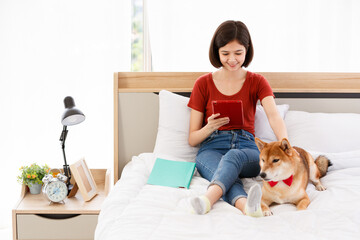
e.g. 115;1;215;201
212;100;244;127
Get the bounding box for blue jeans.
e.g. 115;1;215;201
196;130;260;206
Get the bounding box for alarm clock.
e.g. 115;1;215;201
42;169;68;204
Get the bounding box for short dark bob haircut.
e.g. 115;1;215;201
209;20;254;68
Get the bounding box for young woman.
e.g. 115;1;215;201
188;20;288;216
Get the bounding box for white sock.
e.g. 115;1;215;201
190;196;211;215
245;184;263;217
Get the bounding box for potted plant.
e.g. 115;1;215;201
17;163;50;194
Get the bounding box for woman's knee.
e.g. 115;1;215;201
222;148;260;167
223;149;249;162
196;150;223;180
241;148;261;162
224;149;242;159
220;149;245;169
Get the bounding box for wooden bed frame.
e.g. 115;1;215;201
114;72;360;183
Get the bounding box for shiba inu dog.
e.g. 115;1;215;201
255;138;332;216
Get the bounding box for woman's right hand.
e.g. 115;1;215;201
205;113;230;133
188;110;229;147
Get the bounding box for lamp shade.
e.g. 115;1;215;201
61;96;85;126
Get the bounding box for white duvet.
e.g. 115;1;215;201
95;152;360;240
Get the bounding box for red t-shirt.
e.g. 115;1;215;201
187;71;274;135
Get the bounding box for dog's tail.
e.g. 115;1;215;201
315;155;332;177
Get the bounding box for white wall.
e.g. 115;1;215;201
0;0;131;230
148;0;360;72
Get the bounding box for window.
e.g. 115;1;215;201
131;0;144;71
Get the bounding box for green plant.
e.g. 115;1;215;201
17;163;50;186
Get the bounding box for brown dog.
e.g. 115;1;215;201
255;138;332;216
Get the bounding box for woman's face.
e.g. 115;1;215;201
218;40;247;71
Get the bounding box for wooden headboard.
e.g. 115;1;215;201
114;72;360;183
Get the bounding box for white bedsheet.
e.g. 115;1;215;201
95;153;360;240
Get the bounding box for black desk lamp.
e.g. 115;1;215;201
59;96;85;193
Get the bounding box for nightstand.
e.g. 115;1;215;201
12;169;111;240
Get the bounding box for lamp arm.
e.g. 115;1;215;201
59;126;71;183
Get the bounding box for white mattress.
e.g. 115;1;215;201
95;152;360;240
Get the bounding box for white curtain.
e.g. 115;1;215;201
0;0;131;234
147;0;360;72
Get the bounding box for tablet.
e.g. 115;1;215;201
212;100;244;127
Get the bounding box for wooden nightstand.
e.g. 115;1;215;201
12;169;111;240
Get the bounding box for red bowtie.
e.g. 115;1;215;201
268;175;293;187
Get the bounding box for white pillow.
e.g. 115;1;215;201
254;104;289;142
153;90;290;162
153;90;199;162
285;111;360;153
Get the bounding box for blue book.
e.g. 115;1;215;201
147;158;196;189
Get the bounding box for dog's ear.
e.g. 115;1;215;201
280;138;292;156
255;137;267;151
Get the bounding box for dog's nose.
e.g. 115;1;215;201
260;172;266;179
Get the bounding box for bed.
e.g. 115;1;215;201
95;72;360;240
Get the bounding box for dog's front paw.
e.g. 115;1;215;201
263;210;273;217
315;184;326;191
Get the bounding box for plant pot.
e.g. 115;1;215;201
28;182;42;194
